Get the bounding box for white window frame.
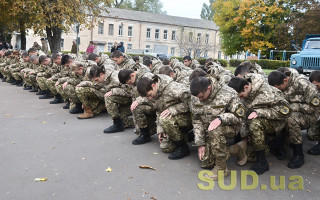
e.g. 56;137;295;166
98;22;104;34
155;29;160;40
171;30;176;41
108;42;113;52
197;33;201;42
146;28;151;39
205;34;209;44
127;43;133;50
128;26;133;37
108;24;114;36
171;47;175;56
163;30;168;40
118;24;123;36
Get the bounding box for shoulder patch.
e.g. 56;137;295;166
280;105;290;115
235;105;245;117
311;97;320;106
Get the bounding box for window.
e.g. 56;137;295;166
218;51;221;59
118;25;123;36
128;26;133;37
146;45;151;49
204;51;208;58
197;33;201;42
171;31;176;40
127;43;132;49
108;42;113;52
163;30;168;40
108;24;114;36
189;32;193;42
205;34;209;44
146;28;151;39
61;39;64;48
171;47;175;56
98;22;104;34
155;29;160;40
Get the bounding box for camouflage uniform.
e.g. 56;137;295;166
41;42;49;55
115;55;136;70
207;61;234;84
189;60;199;70
150;59;163;74
24;63;39;88
36;64;51;91
249;63;267;78
172;62;193;85
308;87;320;141
190;77;244;169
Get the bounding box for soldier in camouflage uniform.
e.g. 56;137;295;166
40;38;49;55
110;50;136;70
36;55;52;96
24;55;40;92
238;61;267;78
158;65;191;85
228;73;291;175
190;76;245;180
268;71;320;168
88;53;115;71
206;61;234;84
137;74;193;160
143;58;163;74
183;56;199;70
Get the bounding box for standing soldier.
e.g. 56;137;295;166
41;38;49;55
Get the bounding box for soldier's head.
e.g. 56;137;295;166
309;70;320;90
52;53;62;65
228;77;252;98
30;55;39;64
88;53;100;63
183;56;192;67
40;38;45;44
118;69;137;85
137;77;158;100
21;52;29;62
5;50;13;58
71;61;85;75
235;65;250;77
190;76;211;101
89;65;105;83
110;50;125;64
189;68;207;82
205;58;214;64
268;71;289;91
61;55;73;68
28;48;37;56
142;55;151;62
239;61;253;70
159;65;175;79
143;59;152;69
39;55;50;66
162;59;170;66
13;50;20;57
132;56;140;63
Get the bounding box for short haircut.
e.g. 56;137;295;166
159;65;174;76
39;55;48;64
13;50;20;55
183;56;192;61
239;61;253;68
268;71;287;86
142;55;151;61
89;65;105;79
234;65;250;76
143;59;152;66
118;69;134;84
110;50;123;58
205;58;214;64
228;77;249;93
21;52;29;58
71;61;84;71
137;77;155;97
190;76;211;96
189;68;207;82
309;70;320;83
61;55;72;65
4;51;13;56
88;53;99;61
132;56;140;62
162;59;170;65
277;67;289;73
52;53;61;60
41;38;45;41
27;48;37;54
29;55;39;62
197;65;208;73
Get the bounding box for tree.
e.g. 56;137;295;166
200;0;214;20
118;0;166;14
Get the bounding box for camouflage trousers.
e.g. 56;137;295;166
63;84;81;103
10;68;22;81
287;112;319;144
37;76;49;90
75;86;105;115
308;119;320;141
200;139;215;169
104;95;133;127
25;74;37;87
46;79;59;95
158;113;193;153
56;84;69;101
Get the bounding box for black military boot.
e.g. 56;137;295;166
49;94;64;104
132;128;151;145
268;131;286;160
69;103;84;114
168;140;190;160
16;80;23;87
29;86;38;92
10;79;17;85
23;86;32;90
39;90;52;99
307;141;320;155
288;144;304;169
103;117;124;133
251;150;269;175
63;101;70;109
36;89;45;95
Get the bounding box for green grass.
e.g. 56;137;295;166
226;67;274;75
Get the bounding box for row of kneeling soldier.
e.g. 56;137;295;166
1;48;320;180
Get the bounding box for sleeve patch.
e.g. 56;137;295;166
235;105;245;117
280;105;290;115
311;97;320;106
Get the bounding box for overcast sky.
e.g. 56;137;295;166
161;0;209;19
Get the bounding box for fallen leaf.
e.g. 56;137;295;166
152;152;158;155
4;113;12;117
150;196;157;200
139;165;157;171
34;177;47;182
12;142;15;144
41;122;47;124
82;157;86;160
105;167;112;172
144;192;149;194
128;176;133;178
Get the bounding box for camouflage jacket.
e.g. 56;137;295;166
282;72;320;114
172;64;192;85
92;70;123;99
97;56;115;71
207;61;234;84
41;43;49;55
150;59;163;74
190;77;244;146
249;63;267;78
116;55;136;70
54;67;72;82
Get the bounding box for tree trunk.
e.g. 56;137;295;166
0;28;6;44
46;26;62;53
20;22;26;50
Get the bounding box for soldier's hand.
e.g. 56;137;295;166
47;77;52;81
36;76;38;81
248;112;258;120
160;109;172;119
208;118;221;131
63;82;68;90
130;101;139;111
105;91;112;97
158;132;167;143
55;81;59;86
198;146;205;160
28;72;33;75
24;73;26;78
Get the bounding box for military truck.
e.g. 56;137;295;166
290;34;320;74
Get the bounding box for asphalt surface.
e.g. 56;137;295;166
0;81;320;200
